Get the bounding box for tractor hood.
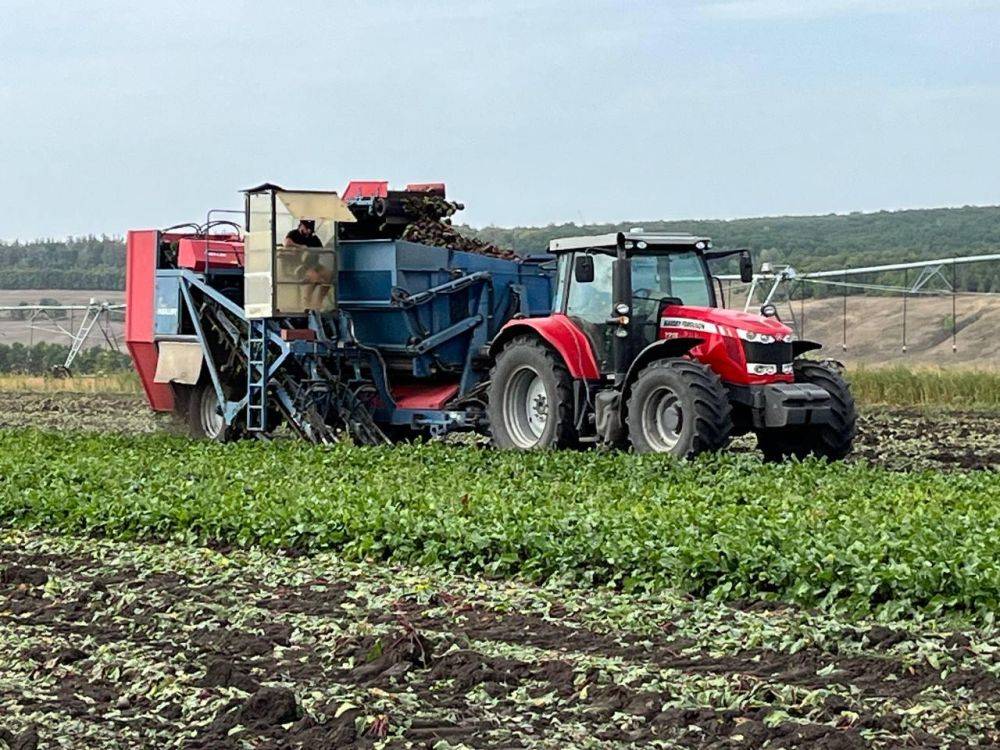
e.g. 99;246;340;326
660;304;793;339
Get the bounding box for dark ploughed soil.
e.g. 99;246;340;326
1;532;997;749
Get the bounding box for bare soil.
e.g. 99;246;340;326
0;289;124;346
744;294;1000;368
1;532;997;749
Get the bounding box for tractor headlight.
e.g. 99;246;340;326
615;303;630;315
737;329;775;344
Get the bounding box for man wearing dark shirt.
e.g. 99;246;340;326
285;219;323;248
282;219;331;310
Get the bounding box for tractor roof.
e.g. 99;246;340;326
548;232;712;253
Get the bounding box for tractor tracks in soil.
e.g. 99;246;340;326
1;532;998;749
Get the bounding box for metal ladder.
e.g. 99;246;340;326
246;319;268;432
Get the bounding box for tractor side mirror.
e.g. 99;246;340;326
574;254;595;283
739;250;754;283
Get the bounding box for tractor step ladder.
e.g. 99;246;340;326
246;319;268;432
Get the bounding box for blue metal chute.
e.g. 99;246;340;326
154;232;556;443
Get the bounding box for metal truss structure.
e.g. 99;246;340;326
723;253;1000;354
0;300;125;371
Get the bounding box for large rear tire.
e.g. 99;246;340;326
626;358;732;458
756;360;857;461
487;336;576;450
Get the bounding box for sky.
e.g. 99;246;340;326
1;0;998;240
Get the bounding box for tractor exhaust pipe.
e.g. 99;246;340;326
611;232;632;385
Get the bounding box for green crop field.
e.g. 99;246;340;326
1;386;998;748
3;428;998;625
2;414;999;747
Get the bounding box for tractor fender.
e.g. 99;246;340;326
488;314;600;380
792;339;823;357
621;337;705;410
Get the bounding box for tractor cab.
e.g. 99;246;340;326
547;232;753;376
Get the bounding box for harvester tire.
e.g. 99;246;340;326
487;335;576;450
626;358;732;458
188;381;233;442
756;360;857;462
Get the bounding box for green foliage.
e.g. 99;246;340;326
2;430;997;623
0;235;124;290
0;343;132;374
850;366;1000;409
4;205;1000;291
462;205;1000;294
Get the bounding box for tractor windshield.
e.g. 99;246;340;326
631;251;712;308
561;248;714;370
629;251;713;347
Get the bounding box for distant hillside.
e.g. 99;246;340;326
463;205;1000;293
2;205;999;291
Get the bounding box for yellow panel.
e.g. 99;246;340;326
153;342;203;385
277;191;356;222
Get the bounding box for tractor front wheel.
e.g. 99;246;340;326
626;358;732;458
756;360;857;461
487;336;576;450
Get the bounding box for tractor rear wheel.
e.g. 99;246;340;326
626;358;732;458
487;335;576;450
187;381;232;442
756;360;857;461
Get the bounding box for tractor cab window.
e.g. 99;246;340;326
630;252;712;309
562;248;714;371
565;251;615;368
631;251;713;345
664;252;713;308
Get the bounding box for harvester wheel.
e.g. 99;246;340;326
626;358;732;458
188;381;232;442
487;336;576;450
756;360;857;461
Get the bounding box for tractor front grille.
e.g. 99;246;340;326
741;340;793;366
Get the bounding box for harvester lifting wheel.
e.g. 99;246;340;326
756;360;857;461
487;336;576;450
626;359;732;458
188;381;231;442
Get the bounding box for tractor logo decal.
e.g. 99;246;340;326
660;317;719;334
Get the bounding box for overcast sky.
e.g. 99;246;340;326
1;0;998;240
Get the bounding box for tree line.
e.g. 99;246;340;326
463;205;1000;294
0;235;124;290
2;206;999;292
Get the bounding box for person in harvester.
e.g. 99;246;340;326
284;219;332;310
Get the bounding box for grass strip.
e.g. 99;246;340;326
848;366;1000;409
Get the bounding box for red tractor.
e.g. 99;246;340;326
486;231;857;459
